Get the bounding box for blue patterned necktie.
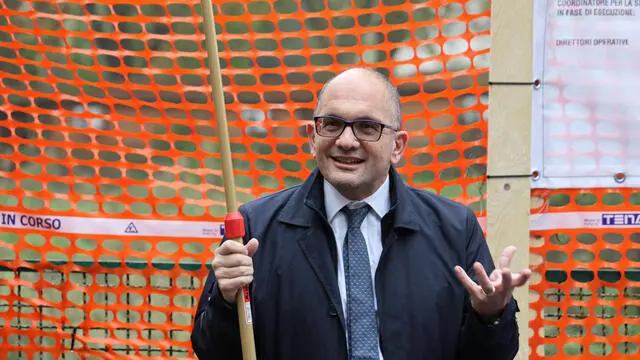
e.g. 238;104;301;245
341;204;379;360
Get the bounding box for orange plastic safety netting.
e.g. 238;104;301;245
2;0;636;359
529;188;640;358
0;0;491;358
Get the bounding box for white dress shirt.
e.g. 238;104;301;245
324;176;390;360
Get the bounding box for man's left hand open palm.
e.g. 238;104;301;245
454;246;531;318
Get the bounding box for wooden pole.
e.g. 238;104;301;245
488;0;534;359
200;1;257;359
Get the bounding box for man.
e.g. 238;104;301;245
191;67;531;359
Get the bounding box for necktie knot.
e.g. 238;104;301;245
341;204;370;229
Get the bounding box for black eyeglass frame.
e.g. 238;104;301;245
313;115;400;142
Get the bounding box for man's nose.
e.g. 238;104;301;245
335;125;359;148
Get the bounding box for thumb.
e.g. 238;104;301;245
245;238;259;257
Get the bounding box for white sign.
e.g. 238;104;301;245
0;211;225;238
532;0;640;188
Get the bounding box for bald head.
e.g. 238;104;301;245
314;67;402;129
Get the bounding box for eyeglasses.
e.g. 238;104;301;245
313;115;398;142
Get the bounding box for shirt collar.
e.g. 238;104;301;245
324;175;391;223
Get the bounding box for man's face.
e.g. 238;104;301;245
306;72;408;200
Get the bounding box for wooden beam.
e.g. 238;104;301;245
488;0;534;359
486;178;533;359
487;86;532;176
489;0;534;83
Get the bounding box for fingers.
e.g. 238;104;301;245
511;268;532;287
498;246;517;269
216;240;248;256
473;262;494;295
489;268;501;282
216;265;254;280
454;266;482;297
215;253;253;268
455;259;532;318
501;268;512;291
212;238;259;303
217;276;254;302
246;238;259;257
216;238;259;256
455;263;496;298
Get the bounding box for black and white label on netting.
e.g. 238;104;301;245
0;211;226;238
529;211;640;230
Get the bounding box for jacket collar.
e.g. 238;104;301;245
278;167;420;231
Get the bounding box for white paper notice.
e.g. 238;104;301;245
532;0;640;188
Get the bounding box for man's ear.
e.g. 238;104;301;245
306;122;316;156
390;130;408;165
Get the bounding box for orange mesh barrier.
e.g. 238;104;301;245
0;0;491;358
529;188;640;358
2;1;637;359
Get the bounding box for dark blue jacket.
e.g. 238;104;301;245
191;167;520;359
